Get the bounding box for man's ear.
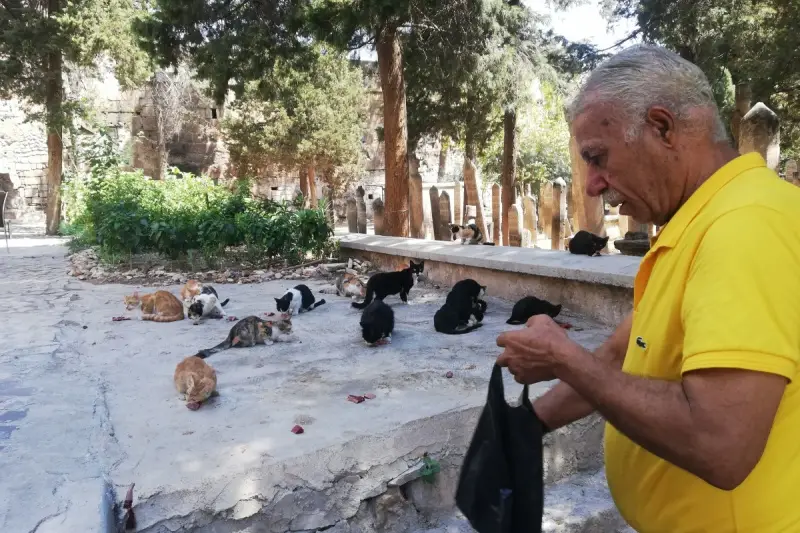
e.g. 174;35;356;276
645;106;676;147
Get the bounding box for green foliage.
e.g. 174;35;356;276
480;80;571;186
223;46;367;187
62;133;334;264
0;0;153;128
419;453;441;484
604;0;800;157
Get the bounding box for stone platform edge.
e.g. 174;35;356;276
338;234;642;289
338;234;642;326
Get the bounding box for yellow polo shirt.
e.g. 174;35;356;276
604;153;800;532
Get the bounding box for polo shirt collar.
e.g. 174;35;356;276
648;152;766;252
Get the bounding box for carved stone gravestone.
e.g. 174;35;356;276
440;191;453;242
453;181;463;225
522;195;536;243
739;102;780;170
550;179;567;250
508;204;522;247
346;196;358;233
356;186;367;234
372;198;385;236
429;186;442;241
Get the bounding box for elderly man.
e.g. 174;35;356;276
497;44;800;532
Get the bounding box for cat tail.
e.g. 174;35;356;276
220;298;230;307
445;323;484;335
197;339;232;359
142;311;184;322
309;299;326;310
482;242;496;246
351;288;374;309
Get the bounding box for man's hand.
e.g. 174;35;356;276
496;315;585;384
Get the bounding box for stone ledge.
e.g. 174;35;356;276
339;234;641;289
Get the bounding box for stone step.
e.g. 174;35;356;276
413;470;633;533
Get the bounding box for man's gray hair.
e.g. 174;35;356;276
566;44;728;143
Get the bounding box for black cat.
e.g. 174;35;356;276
568;230;609;256
275;284;326;316
351;260;425;309
506;296;562;325
360;300;395;345
434;279;488;335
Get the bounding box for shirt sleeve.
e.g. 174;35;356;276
681;206;800;381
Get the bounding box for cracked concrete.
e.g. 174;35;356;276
0;239;622;533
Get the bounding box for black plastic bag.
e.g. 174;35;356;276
455;363;544;533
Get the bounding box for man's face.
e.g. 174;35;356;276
572;99;680;226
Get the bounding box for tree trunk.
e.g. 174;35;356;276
437;137;449;182
376;26;410;237
307;164;318;207
45;0;63;235
156;141;168;180
501;109;517;246
299;166;310;207
462;129;476;223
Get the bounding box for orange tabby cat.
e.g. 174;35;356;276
181;279;203;302
123;290;185;322
174;355;217;410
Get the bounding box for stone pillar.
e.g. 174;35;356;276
540;181;554;237
785;159;798;185
614;217;652;256
491;183;501;245
550;178;567;251
346;196;358;233
439;191;453;242
569;135;606;238
730;83;752;148
372;197;385;236
356;186;367;234
463;159;489;236
508;204;522;247
429;186;442;240
522;195;536;243
739;102;780;170
453;181;463;225
409;170;424;239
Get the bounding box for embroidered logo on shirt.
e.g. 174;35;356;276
636;336;647;349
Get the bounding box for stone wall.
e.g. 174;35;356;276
0;100;49;221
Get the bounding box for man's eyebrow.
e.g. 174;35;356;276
580;144;604;160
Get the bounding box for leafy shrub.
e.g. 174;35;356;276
62;133;334;265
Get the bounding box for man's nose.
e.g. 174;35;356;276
585;168;607;197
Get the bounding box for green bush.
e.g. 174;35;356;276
62;133;334;265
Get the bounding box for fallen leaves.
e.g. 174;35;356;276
445;371;454;378
112;316;131;322
291;425;304;434
227;316;238;322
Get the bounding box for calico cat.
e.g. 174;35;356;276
196;315;294;358
187;293;226;325
360;300;395;346
123;290;185;322
351;260;425;309
275;284;326;316
174;355;218;411
568;230;609;256
506;296;562;325
450;224;496;245
335;272;366;300
434;279;488;334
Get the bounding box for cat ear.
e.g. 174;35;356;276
274;298;280;303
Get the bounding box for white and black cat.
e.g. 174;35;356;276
568;230;609;256
275;284;326;316
506;295;562;325
187;293;227;325
360;300;394;346
434;279;488;334
351;260;425;309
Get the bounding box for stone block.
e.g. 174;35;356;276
739;102;780;170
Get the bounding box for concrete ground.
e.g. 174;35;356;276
0;236;618;533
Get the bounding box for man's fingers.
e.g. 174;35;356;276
496;332;509;347
496;351;512;367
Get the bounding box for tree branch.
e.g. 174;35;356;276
596;29;641;53
0;0;21;19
